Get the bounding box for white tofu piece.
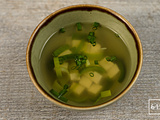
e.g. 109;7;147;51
60;62;68;69
85;59;91;67
58;50;72;56
84;72;102;84
72;40;81;47
83;42;102;54
70;83;85;95
107;64;120;79
79;76;92;89
70;72;80;81
88;84;102;95
99;57;114;71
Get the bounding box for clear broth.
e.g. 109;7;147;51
39;23;131;106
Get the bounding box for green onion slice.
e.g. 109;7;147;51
50;89;59;97
106;56;117;62
59;28;65;33
52;45;69;57
94;60;98;65
76;22;82;31
94;90;112;104
53;57;62;78
89;72;94;77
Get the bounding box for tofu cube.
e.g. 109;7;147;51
60;62;68;69
70;72;80;81
85;72;102;84
84;42;102;54
79;76;92;89
70;83;85;95
99;57;114;71
88;84;102;95
107;64;120;79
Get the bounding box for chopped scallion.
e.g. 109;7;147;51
59;28;65;33
76;22;82;31
87;31;96;46
89;72;94;77
58;84;69;98
53;57;62;78
50;84;69;103
89;32;95;36
94;60;99;65
50;89;59;97
101;90;111;97
52;45;69;57
92;22;100;30
106;56;117;62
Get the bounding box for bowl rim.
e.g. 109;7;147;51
26;4;143;110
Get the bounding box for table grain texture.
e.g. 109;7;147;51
0;0;160;120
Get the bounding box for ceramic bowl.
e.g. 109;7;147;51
26;4;143;110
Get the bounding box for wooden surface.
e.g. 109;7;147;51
0;0;160;119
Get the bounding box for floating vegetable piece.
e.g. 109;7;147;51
87;32;96;46
94;90;111;104
59;28;65;33
92;22;100;30
50;84;69;102
89;72;94;77
94;60;98;65
52;45;70;57
53;57;62;78
76;22;82;31
80;66;106;75
50;89;59;97
101;90;111;97
106;56;117;62
58;84;69;98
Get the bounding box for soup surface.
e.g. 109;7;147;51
39;22;131;106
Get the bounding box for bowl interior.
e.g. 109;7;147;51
28;5;140;109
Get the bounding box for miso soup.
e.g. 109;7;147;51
39;22;131;106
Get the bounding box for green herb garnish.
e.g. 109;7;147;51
58;54;87;70
50;84;69;102
74;55;87;69
106;56;117;62
76;22;82;31
94;60;99;65
89;72;94;77
87;32;96;46
92;22;100;30
59;28;65;33
58;84;69;98
50;89;59;97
